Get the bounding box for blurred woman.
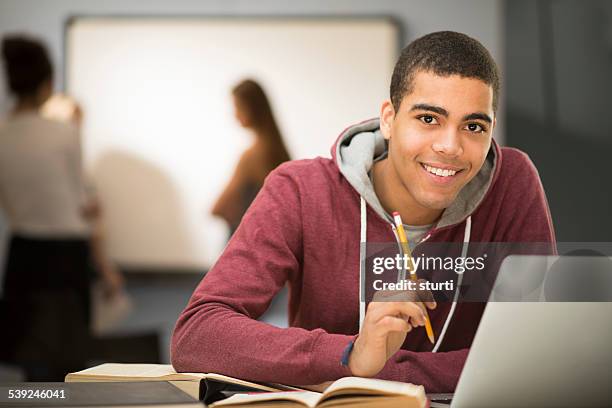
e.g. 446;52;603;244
212;79;291;234
0;35;122;380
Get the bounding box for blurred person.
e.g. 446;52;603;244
0;35;123;380
212;79;291;234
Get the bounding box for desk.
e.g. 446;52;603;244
0;381;203;407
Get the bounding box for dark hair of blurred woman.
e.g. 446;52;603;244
2;36;53;107
232;79;290;170
212;79;291;234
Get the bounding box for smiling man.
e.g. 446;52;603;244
172;31;555;392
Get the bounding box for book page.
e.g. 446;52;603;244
65;363;205;381
70;363;174;377
210;390;322;408
322;377;425;399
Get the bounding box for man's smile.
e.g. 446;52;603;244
418;162;466;184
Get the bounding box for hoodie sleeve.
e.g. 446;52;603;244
171;165;353;385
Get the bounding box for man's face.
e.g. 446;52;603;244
380;70;495;211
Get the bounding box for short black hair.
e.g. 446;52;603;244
390;31;500;113
2;35;53;98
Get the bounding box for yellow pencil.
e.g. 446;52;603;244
392;211;435;344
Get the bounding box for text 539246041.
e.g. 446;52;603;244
1;386;67;402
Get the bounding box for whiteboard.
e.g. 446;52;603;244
66;17;398;270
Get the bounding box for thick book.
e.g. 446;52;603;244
209;376;427;408
65;364;299;405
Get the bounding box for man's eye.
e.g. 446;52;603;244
419;115;438;125
465;123;485;133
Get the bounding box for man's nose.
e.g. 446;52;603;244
432;128;463;157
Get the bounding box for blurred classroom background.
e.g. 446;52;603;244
0;0;610;381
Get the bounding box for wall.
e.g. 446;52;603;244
0;0;504;114
505;0;611;241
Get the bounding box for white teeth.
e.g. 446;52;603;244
423;164;458;177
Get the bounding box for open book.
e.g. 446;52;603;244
210;376;427;408
65;363;298;403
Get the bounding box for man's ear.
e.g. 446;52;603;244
380;100;395;141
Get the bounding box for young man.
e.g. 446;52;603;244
171;31;555;393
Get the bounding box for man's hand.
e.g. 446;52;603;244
348;282;436;377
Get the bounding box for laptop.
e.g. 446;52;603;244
431;255;612;407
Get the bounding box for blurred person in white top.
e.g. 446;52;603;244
0;34;123;380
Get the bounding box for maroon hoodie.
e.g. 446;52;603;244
171;119;556;392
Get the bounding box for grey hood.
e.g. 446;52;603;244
333;118;498;229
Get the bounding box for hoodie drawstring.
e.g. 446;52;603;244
432;214;471;352
358;196;472;352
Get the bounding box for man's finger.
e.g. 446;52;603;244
369;301;425;326
378;315;412;334
416;279;437;307
407;317;422;328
